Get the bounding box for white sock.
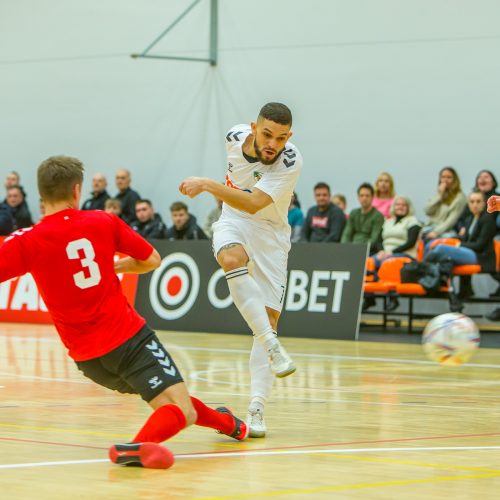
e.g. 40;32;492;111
226;267;278;349
249;337;275;412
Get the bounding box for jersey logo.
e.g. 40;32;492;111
226;130;244;142
148;376;163;389
253;171;263;181
4;226;33;242
283;149;296;168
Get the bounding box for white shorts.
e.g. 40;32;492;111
212;218;291;312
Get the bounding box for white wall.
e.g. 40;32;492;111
1;0;499;222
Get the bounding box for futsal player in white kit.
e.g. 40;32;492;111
180;102;302;437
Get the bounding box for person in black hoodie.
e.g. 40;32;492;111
426;190;496;299
5;185;33;229
167;201;207;240
115;169;141;225
301;182;345;242
0;202;14;235
81;173;110;211
132;199;167;239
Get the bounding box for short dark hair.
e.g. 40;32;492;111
7;185;23;196
38;155;84;203
357;182;374;196
314;182;330;193
136;199;152;207
258;102;292;126
170;201;188;213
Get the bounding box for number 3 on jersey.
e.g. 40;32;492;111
66;238;102;289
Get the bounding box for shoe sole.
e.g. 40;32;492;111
249;428;266;438
108;442;175;469
216;407;249;440
275;365;296;378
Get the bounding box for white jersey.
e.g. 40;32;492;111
221;124;303;231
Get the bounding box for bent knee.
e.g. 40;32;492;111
183;407;197;427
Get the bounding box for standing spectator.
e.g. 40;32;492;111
341;183;384;251
5;185;33;229
288;192;304;243
4;171;21;191
167;201;207;240
372;172;395;218
301;182;345;242
204;196;223;239
423;166;466;241
82;173;110;211
331;193;348;217
115;169;141;225
132;200;168;239
104;198;123;217
0;202;14;235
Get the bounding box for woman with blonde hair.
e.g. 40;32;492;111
423;166;466;242
373;172;395;218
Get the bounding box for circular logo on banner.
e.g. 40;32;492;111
149;253;200;320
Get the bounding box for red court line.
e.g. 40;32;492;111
2;431;500;455
0;437;106;450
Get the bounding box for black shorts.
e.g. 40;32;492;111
75;325;184;402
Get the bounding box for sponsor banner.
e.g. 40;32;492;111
135;241;367;340
0;237;139;324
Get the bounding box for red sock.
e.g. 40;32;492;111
132;404;187;443
190;396;234;434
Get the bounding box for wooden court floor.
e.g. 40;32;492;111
2;323;500;499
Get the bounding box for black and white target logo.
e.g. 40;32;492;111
149;253;200;320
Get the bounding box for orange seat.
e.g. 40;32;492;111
416;239;425;262
495;240;500;272
453;264;481;275
363;282;390;294
363;256;412;295
396;283;449;296
364;257;376;282
429;238;460;250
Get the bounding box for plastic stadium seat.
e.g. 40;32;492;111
363;256;412;294
452;264;481;275
429;237;461;250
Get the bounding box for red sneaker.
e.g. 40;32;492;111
215;407;249;441
108;442;175;469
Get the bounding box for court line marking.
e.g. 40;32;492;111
2;445;500;470
3;335;500;369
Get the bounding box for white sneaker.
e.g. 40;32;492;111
267;343;296;378
247;408;266;438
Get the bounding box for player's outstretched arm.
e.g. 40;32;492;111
179;177;272;214
114;248;161;275
487;195;500;213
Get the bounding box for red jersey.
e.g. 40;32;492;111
0;209;154;361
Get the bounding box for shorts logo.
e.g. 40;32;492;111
149;252;200;321
146;340;177;377
148;376;163;389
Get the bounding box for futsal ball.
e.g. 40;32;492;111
422;313;480;366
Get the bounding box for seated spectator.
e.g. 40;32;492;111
167;201;207;240
366;196;422;312
204;196;223;239
131;199;167;239
104;198;123;217
288;192;304;243
0;202;14;235
331;193;347;217
341;183;384;252
423;166;466;241
302;182;345;242
425;191;496;301
372;172;395;218
5;185;33;229
115;169;141;225
4;171;21;192
82;173;110;211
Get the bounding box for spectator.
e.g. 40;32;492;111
366;196;422;312
301;182;345;242
372;172;395;218
104;198;123;217
5;185;33;229
131;199;167;239
82;173;110;211
288;192;304;243
0;202;14;235
426;191;496;302
331;193;348;217
115;169;141;225
204;196;223;239
423;166;466;241
167;201;207;240
4;171;20;191
341;183;384;252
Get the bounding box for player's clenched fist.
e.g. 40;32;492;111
487;195;500;213
179;177;206;198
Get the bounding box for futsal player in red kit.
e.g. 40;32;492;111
0;156;247;469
